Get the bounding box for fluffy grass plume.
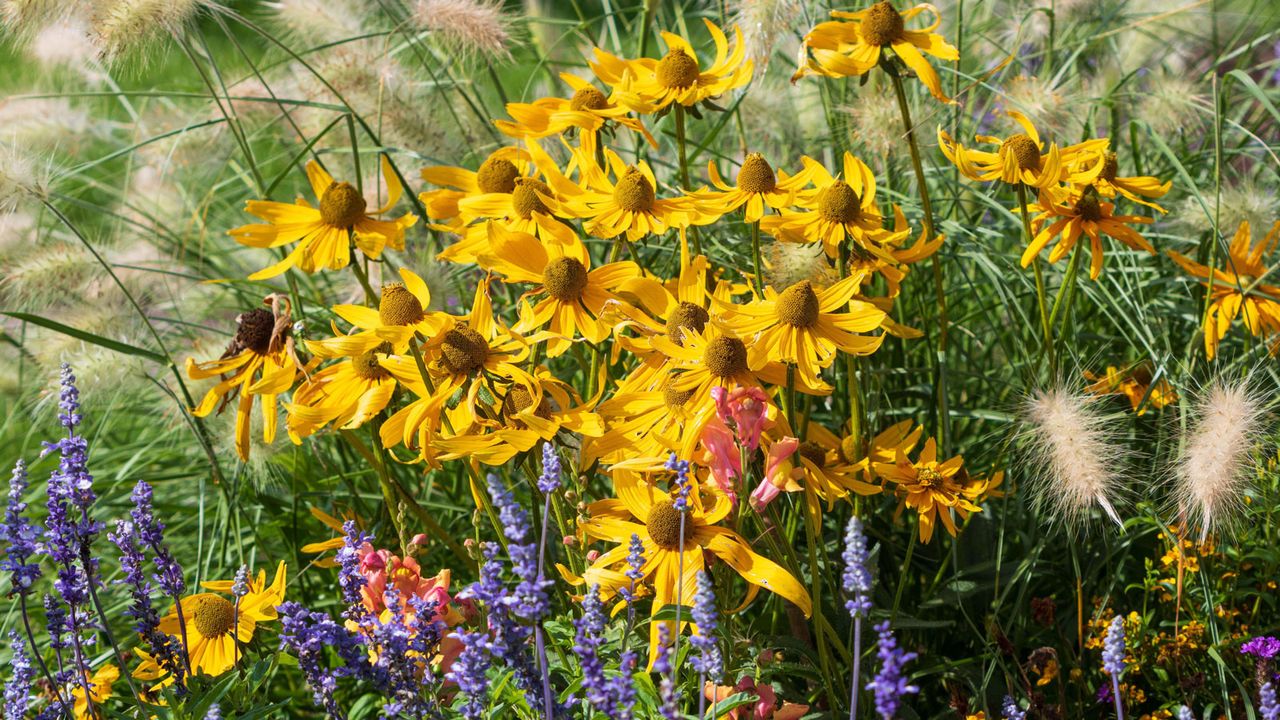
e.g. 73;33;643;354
1172;380;1266;543
90;0;219;63
1023;385;1128;528
409;0;514;60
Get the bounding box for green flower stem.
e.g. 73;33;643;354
1017;182;1055;373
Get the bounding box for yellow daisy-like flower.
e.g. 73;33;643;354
849;419;925;485
230;156;417;280
419;146;533;231
553;148;707;241
1083;363;1178;415
435;369;605;465
495;73;657;146
306;267;452;358
874;437;977;543
573;467;810;668
794;1;958;103
765;420;883;509
187;297;302;461
1070;149;1173;212
1022;185;1155;279
71;664;118;720
695;152;816;223
587;371;708;466
937;111;1107;190
591;19;753;112
760;152;905;260
285;343;420;442
716;275;887;385
158;562;287;678
1168;220;1280;360
479;222;654;356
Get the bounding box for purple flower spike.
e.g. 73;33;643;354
866;621;918;719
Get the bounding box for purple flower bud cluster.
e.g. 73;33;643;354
337;520;372;622
370;590;444;719
4;631;36;719
204;704;222;720
618;533;644;606
1244;636;1280;660
459;539;542;713
575;585;611;711
690;571;723;683
3;461;42;593
1001;695;1026;720
109;517;186;688
610;651;638;720
447;630;491;720
129;481;185;598
278;600;377;718
538;443;562;494
653;625;679;720
488;475;551;622
1102;616;1126;675
665;454;691;512
866;621;918;719
1261;682;1279;720
842;516;873;619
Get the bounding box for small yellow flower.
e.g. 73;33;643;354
495;73;657;146
875;437;977;543
938;110;1107;190
71;664;117;720
794;1;959;103
694;152;817;223
1083;364;1177;416
230;156;416;280
591;19;754;112
1022;185;1155;279
1167;220;1280;360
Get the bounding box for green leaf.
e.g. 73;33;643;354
3;312;166;364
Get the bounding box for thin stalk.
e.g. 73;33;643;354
886;66;949;453
750;219;764;296
536;493;555;720
673;105;702;256
890;524;918;623
1017;183;1055;373
849;616;863;720
18;594;72;718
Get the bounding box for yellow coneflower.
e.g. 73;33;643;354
767;419;882;509
874;437;977;543
1083;364;1178;416
157;562;287;677
793;1;958;103
419;147;533;230
230;156;417;280
286;343;422;441
495;73;657;146
695;152;816;223
759;152;905;260
554;148;708;241
591;19;753;113
1022;185;1155;279
306;268;452;358
187;296;303;461
937;111;1107;190
1168;220;1280;359
70;663;118;720
573;467;810;668
1070;149;1172;211
478;222;654;356
715;275;887;385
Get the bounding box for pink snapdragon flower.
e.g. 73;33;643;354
749;437;800;510
703;677;809;719
700;386;778;500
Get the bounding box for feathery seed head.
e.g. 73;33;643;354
766;240;835;289
1022;386;1128;529
409;0;514;61
267;0;367;44
1172;380;1265;543
90;0;219;64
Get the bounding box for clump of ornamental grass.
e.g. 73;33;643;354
267;0;370;44
730;0;802;72
408;0;515;61
0;142;50;215
1022;385;1129;529
1170;380;1267;543
765;239;836;290
89;0;221;64
0;0;60;36
842;87;901;160
1132;72;1207;137
1;242;97;311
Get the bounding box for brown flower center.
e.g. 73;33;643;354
379;283;426;326
502;385;553;424
917;467;944;489
818;182;861;224
662;376;695;409
319;182;367;228
860;1;905;46
614;167;656;212
1002;134;1041;171
352;349;390;381
440;325;489;375
543;257;589;302
665;301;709;344
798;441;827;469
703;336;749;378
569;85;609;111
512;177;552;219
476;156;520;194
1099;152;1118;183
1075;190;1103;222
776;281;820;328
190;595;237;638
737;153;777;193
235;308;276;355
646;500;695;549
656;48;700;89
